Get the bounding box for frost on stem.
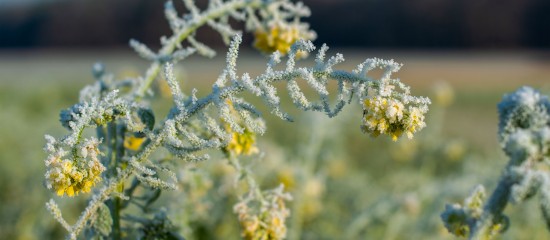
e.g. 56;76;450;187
441;185;508;238
160;34;430;161
442;86;550;240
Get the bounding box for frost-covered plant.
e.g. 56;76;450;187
441;86;550;239
43;0;429;239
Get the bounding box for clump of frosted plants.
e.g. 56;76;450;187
42;0;430;239
441;86;550;239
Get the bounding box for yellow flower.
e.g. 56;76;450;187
222;100;259;156
71;171;84;182
124;135;146;151
267;215;286;239
241;217;260;239
46;158;105;197
56;188;65;197
362;96;426;141
66;186;75;197
254;24;312;56
234;187;291;240
82;180;94;193
62;160;73;172
377;118;388;132
385;99;404;122
225;129;258;156
389;128;403;141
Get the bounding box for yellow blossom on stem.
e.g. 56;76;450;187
362;94;427;141
222;100;259;156
225;128;259;156
45;139;106;197
234;186;291;240
45;158;105;197
124;135;146;151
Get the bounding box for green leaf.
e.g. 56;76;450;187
93;203;113;237
139;108;155;131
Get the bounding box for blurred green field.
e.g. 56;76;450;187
1;49;549;239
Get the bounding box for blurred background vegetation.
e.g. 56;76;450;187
1;0;550;239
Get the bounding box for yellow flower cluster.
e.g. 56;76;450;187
235;196;290;240
225;128;259;156
222;100;259;156
362;95;426;141
45;158;105;197
253;24;311;56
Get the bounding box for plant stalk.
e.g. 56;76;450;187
136;0;261;98
469;174;514;239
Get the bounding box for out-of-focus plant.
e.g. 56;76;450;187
42;0;430;239
390;81;468;174
442;86;550;239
